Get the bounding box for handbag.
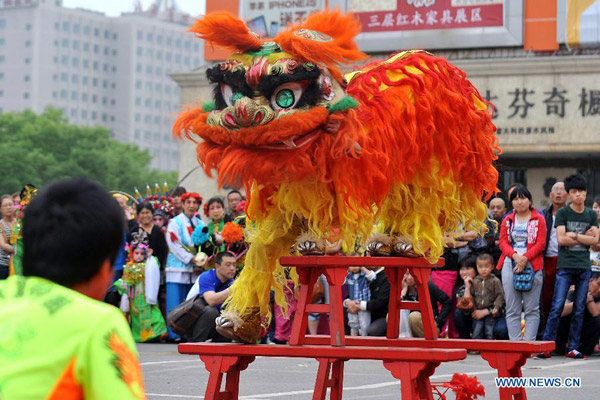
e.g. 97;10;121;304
167;280;229;335
512;260;534;292
167;295;208;336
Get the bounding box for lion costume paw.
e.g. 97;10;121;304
215;309;262;344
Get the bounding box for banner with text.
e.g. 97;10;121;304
349;0;503;33
243;0;325;38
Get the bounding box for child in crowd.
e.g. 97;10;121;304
115;241;167;343
344;265;373;336
454;256;478;339
471;253;504;339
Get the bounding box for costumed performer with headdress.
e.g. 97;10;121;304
174;10;499;343
115;239;167;342
165;192;206;339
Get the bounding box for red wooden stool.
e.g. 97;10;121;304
279;256;443;346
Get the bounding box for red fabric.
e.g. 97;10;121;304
431;270;458;338
497;209;547;272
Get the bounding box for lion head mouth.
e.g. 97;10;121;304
260;129;320;150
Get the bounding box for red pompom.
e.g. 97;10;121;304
444;374;485;400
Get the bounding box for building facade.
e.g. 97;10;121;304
0;0;204;171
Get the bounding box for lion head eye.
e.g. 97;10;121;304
221;84;244;107
270;82;304;111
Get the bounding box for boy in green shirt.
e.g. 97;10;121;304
0;178;146;399
541;174;600;359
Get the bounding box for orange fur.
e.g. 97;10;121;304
274;10;367;83
189;11;263;53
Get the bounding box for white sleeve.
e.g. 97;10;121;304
186;278;200;301
144;257;160;305
166;219;194;264
119;294;129;312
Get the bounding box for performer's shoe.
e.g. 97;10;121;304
295;232;326;255
365;233;393;256
215;309;262;344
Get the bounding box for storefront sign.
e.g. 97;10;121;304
349;0;503;33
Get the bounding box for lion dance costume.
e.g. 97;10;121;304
174;10;499;343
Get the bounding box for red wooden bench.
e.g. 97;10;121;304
178;342;466;400
279;255;555;400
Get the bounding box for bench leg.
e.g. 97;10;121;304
480;352;529;400
383;361;438;400
199;355;255;400
314;358;345;400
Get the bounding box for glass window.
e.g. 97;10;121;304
0;55;6;62
72;58;79;67
24;58;30;64
92;78;98;87
102;80;108;88
83;42;89;51
52;91;57;98
61;55;68;65
24;75;30;82
111;116;115;122
94;28;99;37
135;129;141;139
135;97;141;106
25;40;31;47
71;74;78;84
184;57;190;66
194;43;199;52
82;93;88;101
55;22;59;30
92;95;97;104
53;56;58;63
145;65;152;74
24;92;29;99
104;47;109;55
104;30;109;39
102;113;107;122
157;35;163;44
113;33;118;40
73;24;79;33
145;82;151;90
146;48;153;58
102;97;107;105
71;109;77;117
144;98;151;107
146;32;153;42
175;38;181;48
1;72;6;79
165;52;171;61
111;99;115;105
112;49;117;56
194;58;200;67
83;26;90;35
155;66;162;76
91;111;97;120
136;80;142;89
155;83;161;91
82;59;89;68
144;131;150;139
175;54;181;64
153;132;159;141
184;41;191;50
165;85;171;94
71;92;78;100
135;113;141;122
103;63;108;72
154;100;160;109
136;47;142;56
60;90;67;98
166;37;172;46
82;110;87;118
137;31;143;40
144;115;151;123
93;44;99;53
62;21;69;31
60;73;67;82
93;61;98;70
156;50;162;60
111;82;116;89
72;40;79;50
136;63;142;73
82;76;88;85
53;39;57;47
62;38;68;47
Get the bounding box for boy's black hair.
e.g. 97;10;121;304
476;253;494;265
171;186;187;197
564;174;587;192
22;178;124;287
593;196;600;207
509;184;533;209
215;251;236;265
591;272;600;281
459;255;477;270
136;201;154;215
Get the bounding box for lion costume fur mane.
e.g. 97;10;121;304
174;10;499;323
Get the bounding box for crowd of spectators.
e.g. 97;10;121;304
2;174;599;358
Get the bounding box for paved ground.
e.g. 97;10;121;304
140;343;600;399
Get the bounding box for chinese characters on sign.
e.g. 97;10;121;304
243;0;324;38
483;86;600;136
349;0;503;33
